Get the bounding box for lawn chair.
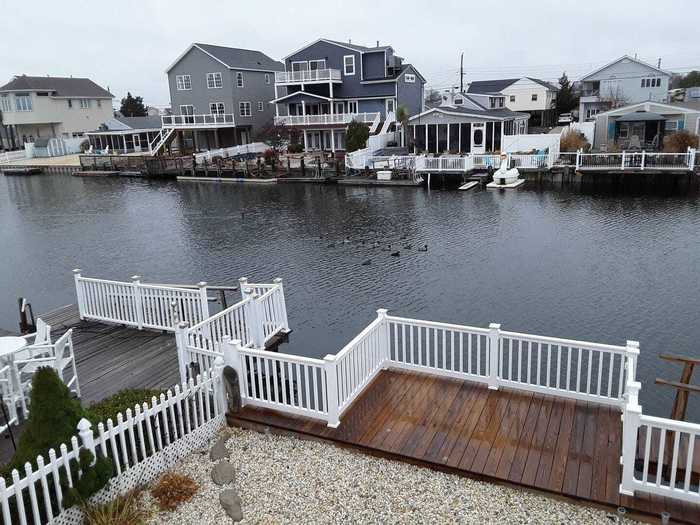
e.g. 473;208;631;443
13;329;80;415
17;318;53;360
629;135;641;150
0;364;21;433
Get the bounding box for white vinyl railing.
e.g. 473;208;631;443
194;142;268;164
275;68;341;83
0;149;28;164
161;114;236;129
575;148;697;171
73;271;209;332
274;112;379;127
0;370;224;525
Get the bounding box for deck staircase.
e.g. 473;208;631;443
379;111;396;135
148;128;176;156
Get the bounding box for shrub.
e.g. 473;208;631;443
4;368;88;477
61;449;114;508
663;130;699;152
287;143;304;154
560;130;590;152
263;148;277;165
81;490;149;525
150;472;198;511
86;388;164;426
346;120;369;153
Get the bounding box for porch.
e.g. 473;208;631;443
612;111;667;150
408;118;528;155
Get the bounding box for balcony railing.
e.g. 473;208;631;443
275;69;342;84
162;114;236;129
274;112;379;126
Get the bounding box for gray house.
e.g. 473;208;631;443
163;43;283;152
272;38;425;152
578;55;672;122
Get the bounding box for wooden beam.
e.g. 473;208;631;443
655;378;700;394
659;353;700;365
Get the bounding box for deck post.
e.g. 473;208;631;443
324;354;340;428
619;380;642;496
77;418;96;465
73;269;85;320
131;275;144;330
238;277;249;301
273;278;290;332
625;340;639;386
247;293;266;348
197;281;210;324
222;337;246;407
688;148;696;170
212;356;227;414
175;321;189;384
575;149;581;170
376;308;390;367
621;151;626;170
488;323;501;390
640;150;646;171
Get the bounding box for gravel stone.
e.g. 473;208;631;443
209;435;228;461
145;428;642;524
211;461;236;486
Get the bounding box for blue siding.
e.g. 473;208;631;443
396;66;424;117
362;51;385;80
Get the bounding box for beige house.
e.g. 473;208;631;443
0;75;113;148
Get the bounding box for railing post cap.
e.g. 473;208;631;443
489;323;501;330
238;277;248;283
177;321;189;329
77;418;92;431
72;268;82;274
213;356;225;367
323;354;336;362
131;275;141;281
376;308;388;317
197;281;208;288
626;340;639;348
231;338;242;347
221;335;232;343
273;277;283;284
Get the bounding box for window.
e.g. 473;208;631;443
257;101;264;112
0;95;10;112
239;101;251;116
176;74;192;90
531;93;538;101
498;98;504;108
97;100;102;108
79;99;90;109
343;55;355;75
207;72;223;89
309;59;326;70
618;124;629;139
509;95;515;102
404;73;416;83
265;73;270;84
209;102;225;115
15;94;32;111
490;98;496;108
67;99;72;108
236;72;244;88
454;98;463;105
665;120;679;132
37;92;49;96
347;100;358;113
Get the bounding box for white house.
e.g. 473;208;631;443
0;75;113;148
467;77;558;127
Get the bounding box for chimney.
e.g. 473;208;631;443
657;58;662;68
348;38;352;44
376;40;379;47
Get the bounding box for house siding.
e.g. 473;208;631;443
396;66;424;117
362;51;385;80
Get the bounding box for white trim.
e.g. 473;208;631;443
257;101;264;112
206;72;223;89
283;38;374;60
408;107;522;122
239;101;252;117
596;100;700;117
580;54;672;81
176;74;192;91
360;78;397;84
270;90;332;103
404;73;416;84
347;100;359;114
265;73;271;85
235;71;244;88
343;55;356;76
209;102;226;115
165;43;282;74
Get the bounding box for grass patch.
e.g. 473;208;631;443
81;490;150;525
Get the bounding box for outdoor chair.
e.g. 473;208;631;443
16;317;53;360
0;364;20;433
629;135;641;149
12;329;80;415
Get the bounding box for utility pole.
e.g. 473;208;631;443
657;58;662;69
460;52;464;93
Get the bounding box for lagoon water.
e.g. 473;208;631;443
1;174;700;419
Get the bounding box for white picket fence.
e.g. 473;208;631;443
73;271;210;332
574;148;697;171
0;370;225;525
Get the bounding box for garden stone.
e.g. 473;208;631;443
212;460;236;485
209;435;229;461
219;488;243;521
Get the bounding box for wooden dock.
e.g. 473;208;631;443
229;369;700;524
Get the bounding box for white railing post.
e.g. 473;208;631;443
212;356;226;414
131;275;144;330
488;323;501;390
625;340;639;389
619;380;642;496
324;354;340;428
175;321;189;384
197;281;210;322
222;336;246;407
689;148;696;170
621;150;626;170
238;277;249;301
77;418;96;465
245;293;265;348
273;278;290;332
376;308;390;367
575;149;581;170
73;268;85;320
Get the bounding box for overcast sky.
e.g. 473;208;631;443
2;0;698;107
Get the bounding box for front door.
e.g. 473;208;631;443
240;130;249;145
471;123;485;154
133;134;141;152
386;98;395;116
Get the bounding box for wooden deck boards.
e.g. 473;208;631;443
229;369;700;524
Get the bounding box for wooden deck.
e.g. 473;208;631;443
229;369;700;524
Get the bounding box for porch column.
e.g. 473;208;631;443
446;125;450;152
303;129;308;150
425;125;428;154
458;124;462;153
413;125;416;153
122;135;127;153
274;85;279;117
214;129;220;149
193;131;199;151
331;129;335;152
302;100;306;126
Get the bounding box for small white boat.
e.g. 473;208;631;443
487;153;524;189
458;181;479;191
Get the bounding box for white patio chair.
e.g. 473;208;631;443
629;135;641;150
16;318;53;360
0;364;20;432
13;329;81;414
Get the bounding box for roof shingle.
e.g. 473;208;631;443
194;43;284;71
0;75;113;97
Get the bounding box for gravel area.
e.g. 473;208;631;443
142;427;640;524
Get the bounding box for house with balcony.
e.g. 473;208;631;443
0;75;113;149
272;38;425;152
406;90;530;154
160;43;283;154
466;77;558;127
578;55;672;122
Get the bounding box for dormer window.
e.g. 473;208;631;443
490;98;496;108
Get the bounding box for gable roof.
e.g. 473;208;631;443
408;105;530;122
396;64;426;83
114;116;162;129
526;77;559;91
580;55;672;81
466;78;518;94
0;75;113;98
166;43;284;73
596;100;700;117
283;38;393;60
